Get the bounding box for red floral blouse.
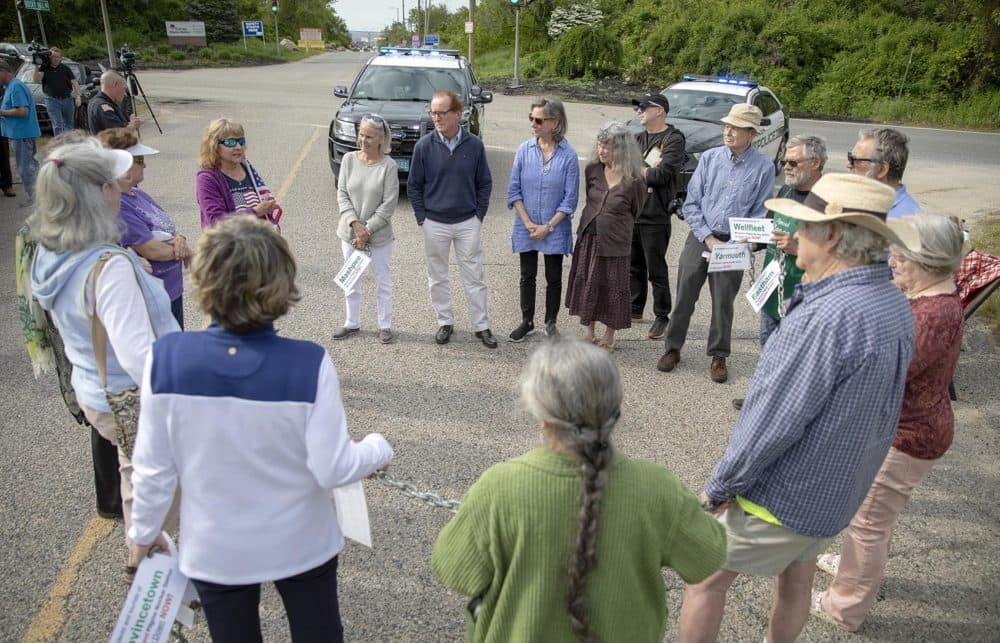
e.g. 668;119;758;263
893;293;964;460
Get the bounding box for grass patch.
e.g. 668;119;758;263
970;212;1000;340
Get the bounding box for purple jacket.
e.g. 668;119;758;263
195;161;270;229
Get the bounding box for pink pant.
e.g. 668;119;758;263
822;447;936;631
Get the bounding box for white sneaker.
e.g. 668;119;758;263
816;552;840;576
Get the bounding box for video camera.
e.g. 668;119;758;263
28;41;51;67
116;44;137;71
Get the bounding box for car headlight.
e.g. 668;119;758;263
334;118;356;140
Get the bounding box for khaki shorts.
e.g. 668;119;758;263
719;507;834;577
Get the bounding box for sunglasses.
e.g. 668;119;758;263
847;152;874;165
363;113;385;125
219;137;246;148
781;159;800;168
528;116;553;125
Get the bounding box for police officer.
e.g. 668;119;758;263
87;70;140;134
32;47;81;136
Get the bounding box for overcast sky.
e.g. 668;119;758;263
338;0;470;33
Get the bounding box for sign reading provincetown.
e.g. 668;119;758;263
728;217;774;244
109;548;189;643
707;243;752;272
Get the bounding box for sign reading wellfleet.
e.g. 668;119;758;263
728;217;774;244
109;547;190;642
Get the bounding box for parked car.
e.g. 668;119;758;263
631;74;790;208
14;57;100;134
328;47;493;184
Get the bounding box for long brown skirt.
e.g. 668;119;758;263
565;233;631;330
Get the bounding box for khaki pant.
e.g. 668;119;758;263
81;404;178;542
821;447;936;631
422;217;490;331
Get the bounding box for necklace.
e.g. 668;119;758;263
906;276;954;299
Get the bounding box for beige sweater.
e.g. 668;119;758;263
336;152;399;247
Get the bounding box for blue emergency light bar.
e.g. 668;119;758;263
683;74;758;88
378;47;461;58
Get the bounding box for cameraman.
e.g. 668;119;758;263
32;47;81;136
87;71;140;135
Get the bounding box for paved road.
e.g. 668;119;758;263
1;52;998;642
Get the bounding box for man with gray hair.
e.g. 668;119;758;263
732;135;827;410
847;127;919;218
87;71;140;134
678;173;918;643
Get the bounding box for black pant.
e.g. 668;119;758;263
519;251;563;323
0;136;12;189
91;427;122;517
629;223;672;320
192;555;344;643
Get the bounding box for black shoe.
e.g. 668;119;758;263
631;310;644;320
647;318;668;339
544;320;558;337
508;320;535;342
732;398;744;411
475;329;498;349
332;326;360;340
435;325;453;345
97;508;123;520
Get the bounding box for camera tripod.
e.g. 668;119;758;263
121;66;162;135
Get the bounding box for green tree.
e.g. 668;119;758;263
185;0;242;43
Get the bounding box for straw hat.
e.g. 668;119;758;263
765;173;921;251
720;104;763;132
125;142;160;156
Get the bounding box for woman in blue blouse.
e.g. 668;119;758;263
506;98;580;342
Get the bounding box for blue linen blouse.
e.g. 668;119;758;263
507;137;579;255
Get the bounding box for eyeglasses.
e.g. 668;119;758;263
634;103;662;113
133;156;145;166
528;116;553;125
847;152;874;166
781;159;799;168
363;113;385;125
430;110;454;119
218;137;246;148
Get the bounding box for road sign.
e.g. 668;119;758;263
423;33;439;47
25;0;49;10
243;21;264;37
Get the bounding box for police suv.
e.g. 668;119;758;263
647;74;790;205
328;47;493;184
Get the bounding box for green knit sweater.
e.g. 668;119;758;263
432;447;727;642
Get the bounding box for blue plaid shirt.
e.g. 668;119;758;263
706;263;914;538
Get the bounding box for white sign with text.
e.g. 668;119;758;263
707;243;752;273
745;260;782;312
334;251;371;293
333;481;372;548
110;537;191;643
728;217;774;244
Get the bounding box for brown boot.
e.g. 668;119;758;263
657;349;680;372
710;356;728;383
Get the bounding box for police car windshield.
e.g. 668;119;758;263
353;66;466;101
665;89;742;122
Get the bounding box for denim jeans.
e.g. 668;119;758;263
12;137;38;200
759;312;780;347
44;95;76;136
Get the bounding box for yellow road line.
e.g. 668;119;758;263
276;128;323;202
20;516;115;643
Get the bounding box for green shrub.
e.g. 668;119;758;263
156;44;173;55
549;25;622;79
169;50;187;61
64;32;108;62
197;47;215;60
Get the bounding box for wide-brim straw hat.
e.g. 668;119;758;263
720;104;763;132
765;173;921;251
125;142;159;156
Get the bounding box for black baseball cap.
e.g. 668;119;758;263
631;91;670;112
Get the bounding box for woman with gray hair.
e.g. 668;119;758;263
28;138;180;555
506;97;579;341
565;122;645;350
333;113;399;343
433;337;725;642
812;213;965;632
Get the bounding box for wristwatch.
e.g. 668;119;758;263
701;497;728;512
547;223;555;233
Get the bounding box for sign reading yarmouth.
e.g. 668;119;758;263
728;217;774;244
707;243;752;273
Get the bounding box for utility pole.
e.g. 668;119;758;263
15;5;27;43
423;0;430;45
468;0;474;66
36;10;47;47
99;0;115;69
511;2;521;88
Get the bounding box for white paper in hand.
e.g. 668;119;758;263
109;534;190;643
728;217;774;244
707;243;752;273
333;481;372;548
745;260;781;312
334;251;372;293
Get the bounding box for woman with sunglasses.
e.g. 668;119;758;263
196;117;281;230
565;122;645;351
333;114;399;344
97;128;191;328
506;98;579;342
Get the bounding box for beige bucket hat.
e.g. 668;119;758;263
720;104;763;132
765;173;921;251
